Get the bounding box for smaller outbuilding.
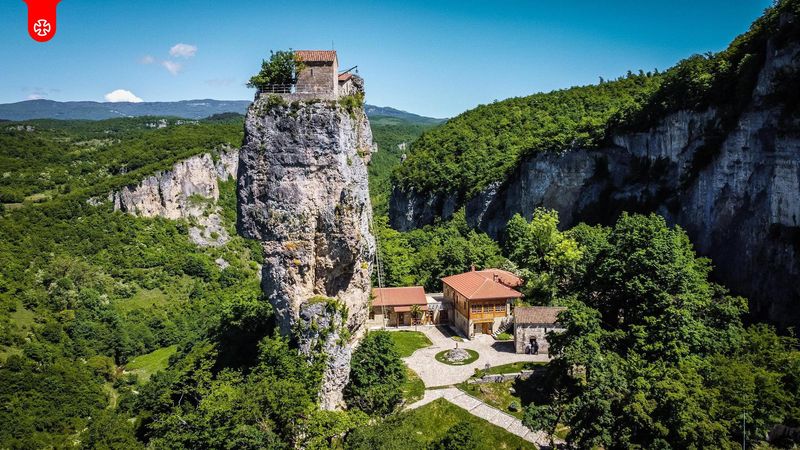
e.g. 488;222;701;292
370;286;428;327
514;306;566;354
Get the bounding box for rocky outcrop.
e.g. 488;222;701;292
110;146;238;247
390;32;800;329
237;96;375;409
112;147;237;219
295;299;352;410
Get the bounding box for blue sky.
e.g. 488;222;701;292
0;0;773;118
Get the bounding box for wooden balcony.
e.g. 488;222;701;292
469;310;508;321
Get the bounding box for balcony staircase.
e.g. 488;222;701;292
492;316;514;339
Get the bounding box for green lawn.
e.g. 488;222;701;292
389;331;432;357
1;304;37;362
435;348;479;365
345;398;537;449
401;367;425;404
478;361;547;376
125;345;177;381
116;287;169;312
9;304;36;330
458;364;550;419
459;381;524;418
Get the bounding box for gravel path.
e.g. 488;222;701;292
407;387;550;447
401;325;549;387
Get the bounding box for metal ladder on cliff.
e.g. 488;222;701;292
369;216;388;329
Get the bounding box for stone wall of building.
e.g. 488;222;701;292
453;309;470;338
514;324;564;354
296;62;337;95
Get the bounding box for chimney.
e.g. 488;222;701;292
470;264;476;272
493;274;499;282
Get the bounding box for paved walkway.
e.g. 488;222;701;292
407;387;550;447
401;325;549;387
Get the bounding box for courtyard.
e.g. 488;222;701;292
397;325;549;388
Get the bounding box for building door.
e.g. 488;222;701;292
440;310;448;323
482;323;491;334
397;313;405;326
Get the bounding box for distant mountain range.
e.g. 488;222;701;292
0;99;445;123
363;105;446;124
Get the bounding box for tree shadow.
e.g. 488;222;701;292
512;370;552;407
490;341;516;353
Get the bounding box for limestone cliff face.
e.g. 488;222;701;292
237;96;375;409
110;146;238;247
390;34;800;329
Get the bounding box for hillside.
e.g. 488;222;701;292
390;0;800;329
0;109;451;447
368;115;441;215
0;99;446;122
364;105;447;124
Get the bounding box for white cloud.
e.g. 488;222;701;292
104;89;143;103
161;60;182;75
169;43;197;58
140;55;155;64
27;94;45;100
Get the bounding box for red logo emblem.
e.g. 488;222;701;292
23;0;61;42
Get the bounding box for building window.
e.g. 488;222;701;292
369;310;375;320
471;304;481;313
495;304;505;312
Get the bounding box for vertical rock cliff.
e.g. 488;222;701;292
108;146;238;247
237;96;376;409
390;20;800;329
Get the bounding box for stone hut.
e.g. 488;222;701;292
258;50;364;101
514;306;566;354
295;50;339;96
338;72;361;97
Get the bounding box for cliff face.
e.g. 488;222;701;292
110;147;238;247
391;34;800;329
237;96;375;409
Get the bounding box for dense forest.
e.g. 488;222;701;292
392;0;800;204
0;113;487;449
2;1;800;448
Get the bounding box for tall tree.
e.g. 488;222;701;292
344;331;406;415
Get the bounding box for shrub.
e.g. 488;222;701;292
344;331;406;415
247;50;306;90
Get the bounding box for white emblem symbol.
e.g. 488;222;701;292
33;19;51;37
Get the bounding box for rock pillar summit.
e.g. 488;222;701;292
236;53;375;408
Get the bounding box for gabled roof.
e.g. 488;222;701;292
514;306;566;325
372;286;427;307
441;270;523;301
295;50;337;63
338;72;353;81
475;269;523;288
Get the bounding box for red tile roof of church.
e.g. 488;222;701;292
514;306;566;325
295;50;337;62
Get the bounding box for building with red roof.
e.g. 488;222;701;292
371;286;428;327
441;267;523;338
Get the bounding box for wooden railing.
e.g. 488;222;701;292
470;310;508;321
257;83;329;95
